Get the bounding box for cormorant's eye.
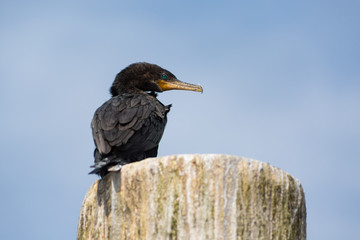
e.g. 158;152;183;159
161;74;167;80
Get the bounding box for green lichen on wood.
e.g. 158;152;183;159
169;191;179;240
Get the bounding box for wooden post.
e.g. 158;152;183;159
78;154;306;240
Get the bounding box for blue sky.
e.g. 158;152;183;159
1;1;359;239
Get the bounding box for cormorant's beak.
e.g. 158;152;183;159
156;79;203;93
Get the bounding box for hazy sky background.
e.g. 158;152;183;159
1;1;359;239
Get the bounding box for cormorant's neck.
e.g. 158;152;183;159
111;88;159;98
110;86;147;96
148;91;158;97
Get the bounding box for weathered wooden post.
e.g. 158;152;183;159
77;154;306;240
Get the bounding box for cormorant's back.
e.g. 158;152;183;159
90;93;171;176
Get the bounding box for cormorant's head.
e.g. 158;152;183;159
110;62;203;96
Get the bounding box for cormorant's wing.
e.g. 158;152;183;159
91;93;169;157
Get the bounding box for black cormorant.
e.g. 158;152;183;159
90;62;203;177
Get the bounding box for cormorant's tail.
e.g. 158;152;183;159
89;147;159;177
88;157;112;176
89;152;128;177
